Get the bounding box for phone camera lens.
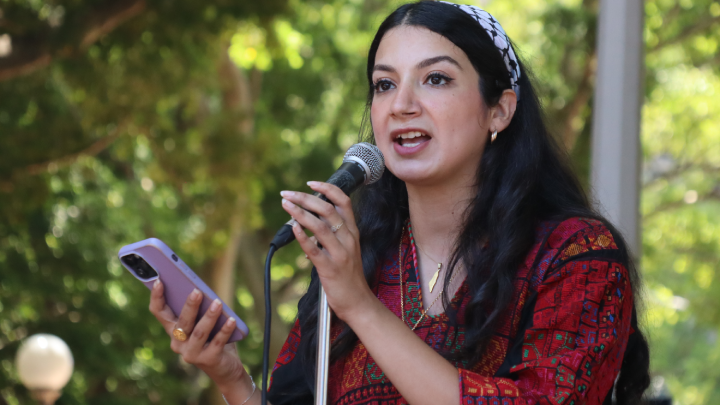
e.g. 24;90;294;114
121;254;158;280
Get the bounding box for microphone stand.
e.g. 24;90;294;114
270;229;332;405
315;286;331;405
265;143;384;405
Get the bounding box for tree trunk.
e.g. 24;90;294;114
237;230;291;369
207;42;271;405
211;212;244;308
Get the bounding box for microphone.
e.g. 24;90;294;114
270;142;385;249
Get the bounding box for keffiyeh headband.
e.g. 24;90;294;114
439;1;521;98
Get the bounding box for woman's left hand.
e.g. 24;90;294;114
280;181;374;322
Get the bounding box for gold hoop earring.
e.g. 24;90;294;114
490;130;498;143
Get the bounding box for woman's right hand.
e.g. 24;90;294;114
148;280;251;396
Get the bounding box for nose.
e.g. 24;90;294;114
390;81;420;118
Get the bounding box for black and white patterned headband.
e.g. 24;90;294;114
439;1;521;98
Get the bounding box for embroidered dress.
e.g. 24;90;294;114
268;218;634;405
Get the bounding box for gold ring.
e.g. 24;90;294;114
330;222;344;233
173;327;188;342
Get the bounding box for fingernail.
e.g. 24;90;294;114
210;299;222;312
280;190;294;197
293;222;302;231
225;317;236;327
307;181;319;187
153;280;160;289
191;289;201;301
282;198;295;208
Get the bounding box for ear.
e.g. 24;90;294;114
489;89;517;133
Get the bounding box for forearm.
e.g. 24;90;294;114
344;295;460;405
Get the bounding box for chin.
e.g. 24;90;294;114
387;164;437;186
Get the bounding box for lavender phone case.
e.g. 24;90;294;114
118;238;249;342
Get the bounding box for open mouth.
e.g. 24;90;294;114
395;131;431;148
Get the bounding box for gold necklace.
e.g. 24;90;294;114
399;226;461;331
415;242;444;293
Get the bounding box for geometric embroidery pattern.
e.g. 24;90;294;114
270;218;634;405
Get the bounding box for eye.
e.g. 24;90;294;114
373;79;395;93
426;72;453;86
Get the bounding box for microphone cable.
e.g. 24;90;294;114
261;244;277;405
259;142;384;404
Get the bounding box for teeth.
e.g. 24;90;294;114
403;141;422;148
398;131;425;140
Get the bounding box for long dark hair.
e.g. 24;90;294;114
295;2;650;403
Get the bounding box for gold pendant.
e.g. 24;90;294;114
428;263;442;293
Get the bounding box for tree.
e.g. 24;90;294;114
639;0;720;403
1;0;395;403
1;0;719;404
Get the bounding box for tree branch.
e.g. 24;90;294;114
0;35;52;81
80;0;147;49
0;121;128;192
644;191;720;220
559;50;597;151
27;130;124;176
643;162;720;186
650;15;720;53
0;0;146;82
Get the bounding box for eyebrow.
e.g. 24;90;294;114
372;55;462;74
417;55;462;70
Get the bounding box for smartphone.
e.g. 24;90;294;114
118;238;249;342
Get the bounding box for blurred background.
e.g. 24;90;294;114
0;0;718;403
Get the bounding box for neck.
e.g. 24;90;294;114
406;177;475;261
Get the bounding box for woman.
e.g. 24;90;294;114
149;2;651;404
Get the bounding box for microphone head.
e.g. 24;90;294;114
343;142;385;185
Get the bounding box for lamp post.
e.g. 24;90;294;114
15;334;74;405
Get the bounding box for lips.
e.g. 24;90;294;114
390;128;432;156
394;130;431;148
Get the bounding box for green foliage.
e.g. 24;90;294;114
0;0;718;404
1;0;393;403
642;1;720;403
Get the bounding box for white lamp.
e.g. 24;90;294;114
15;334;74;405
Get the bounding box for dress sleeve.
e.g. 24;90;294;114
271;318;302;379
267;319;314;405
459;237;634;404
